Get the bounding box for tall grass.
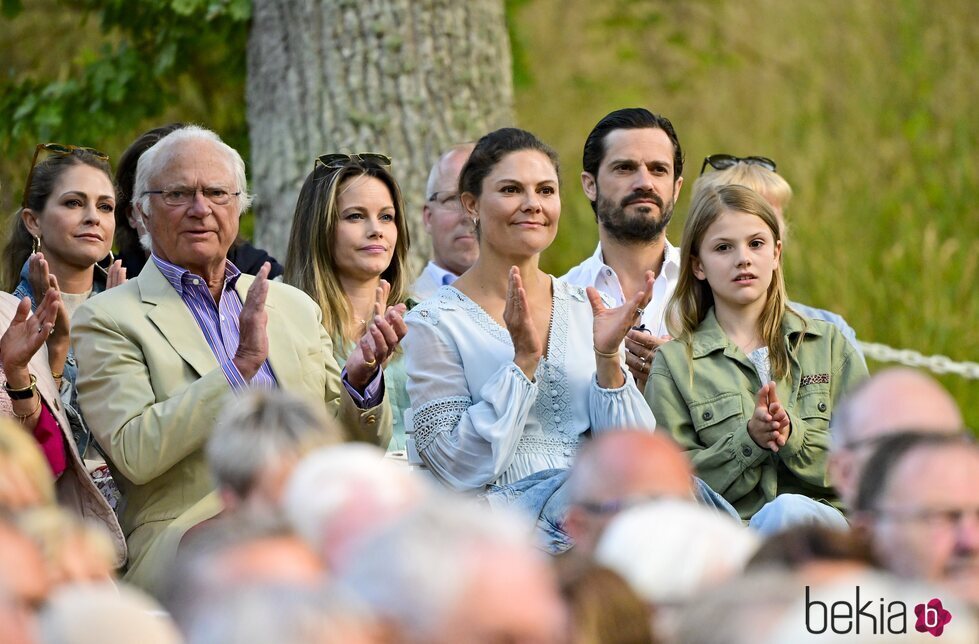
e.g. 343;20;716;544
510;0;979;428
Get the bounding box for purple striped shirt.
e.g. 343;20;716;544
151;255;384;406
152;255;277;390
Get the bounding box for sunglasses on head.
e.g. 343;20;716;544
314;152;392;170
22;143;109;208
699;154;776;176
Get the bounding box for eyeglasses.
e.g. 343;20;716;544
22;143;109;208
314;152;392;170
577;493;669;516
875;505;979;531
141;187;241;207
427;191;463;211
700;154;777;176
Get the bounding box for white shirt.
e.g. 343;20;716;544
402;278;655;492
562;240;681;337
410;261;459;302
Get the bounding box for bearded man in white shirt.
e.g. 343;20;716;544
563;108;684;390
410;143;477;301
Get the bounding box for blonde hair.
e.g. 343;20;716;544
17;506;116;583
667;184;800;381
285;160;410;346
694;163;793;213
0;417;57;507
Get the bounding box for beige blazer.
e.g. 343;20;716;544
72;261;391;590
0;292;127;567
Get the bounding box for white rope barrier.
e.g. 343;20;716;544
859;342;979;380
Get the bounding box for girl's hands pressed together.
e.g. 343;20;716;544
748;382;789;452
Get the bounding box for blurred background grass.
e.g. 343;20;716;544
1;0;977;426
510;0;979;428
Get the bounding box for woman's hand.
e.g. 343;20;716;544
587;272;653;389
346;280;408;391
44;274;71;377
0;292;59;380
747;382;788;452
589;271;654;356
503;266;542;380
106;259;127;289
26;252;52;302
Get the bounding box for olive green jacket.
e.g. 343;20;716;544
645;307;867;520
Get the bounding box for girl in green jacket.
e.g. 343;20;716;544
646;184;867;532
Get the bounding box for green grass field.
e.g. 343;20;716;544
509;0;979;428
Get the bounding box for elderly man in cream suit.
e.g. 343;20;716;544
73;126;405;591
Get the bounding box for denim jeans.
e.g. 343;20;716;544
483;468;573;554
693;477;742;521
748;493;848;535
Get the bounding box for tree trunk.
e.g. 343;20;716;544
246;0;514;274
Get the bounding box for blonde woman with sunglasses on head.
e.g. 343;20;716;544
3;144;127;469
285;153;412;451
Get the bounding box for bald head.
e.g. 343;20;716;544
564;430;693;558
829;367;963;510
423;143;478;276
570;430;693;501
833;368;962;448
425;144;475;199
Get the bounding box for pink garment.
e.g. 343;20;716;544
32;403;68;478
1;365;67;477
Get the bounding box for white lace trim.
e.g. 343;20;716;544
515;432;581;456
409;396;471;452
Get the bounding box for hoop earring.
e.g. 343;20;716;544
31;235;40;255
95;250;115;278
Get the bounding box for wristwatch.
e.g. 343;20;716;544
3;374;37;400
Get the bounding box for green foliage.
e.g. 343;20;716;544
0;0;250;208
1;0;22;18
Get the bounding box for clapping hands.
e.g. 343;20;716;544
503;266;544;380
346;279;408;390
748;382;791;452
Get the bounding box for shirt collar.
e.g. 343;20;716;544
583;238;679;283
151;254;241;295
691;306;824;358
574;243;609;286
661;239;681;280
426;261;460;287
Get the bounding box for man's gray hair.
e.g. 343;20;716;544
206;389;341;500
185;585;371;644
336;497;529;640
133;124;254;220
283;443;430;567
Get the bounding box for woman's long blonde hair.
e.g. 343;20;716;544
285;158;410;347
666;184;800;381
